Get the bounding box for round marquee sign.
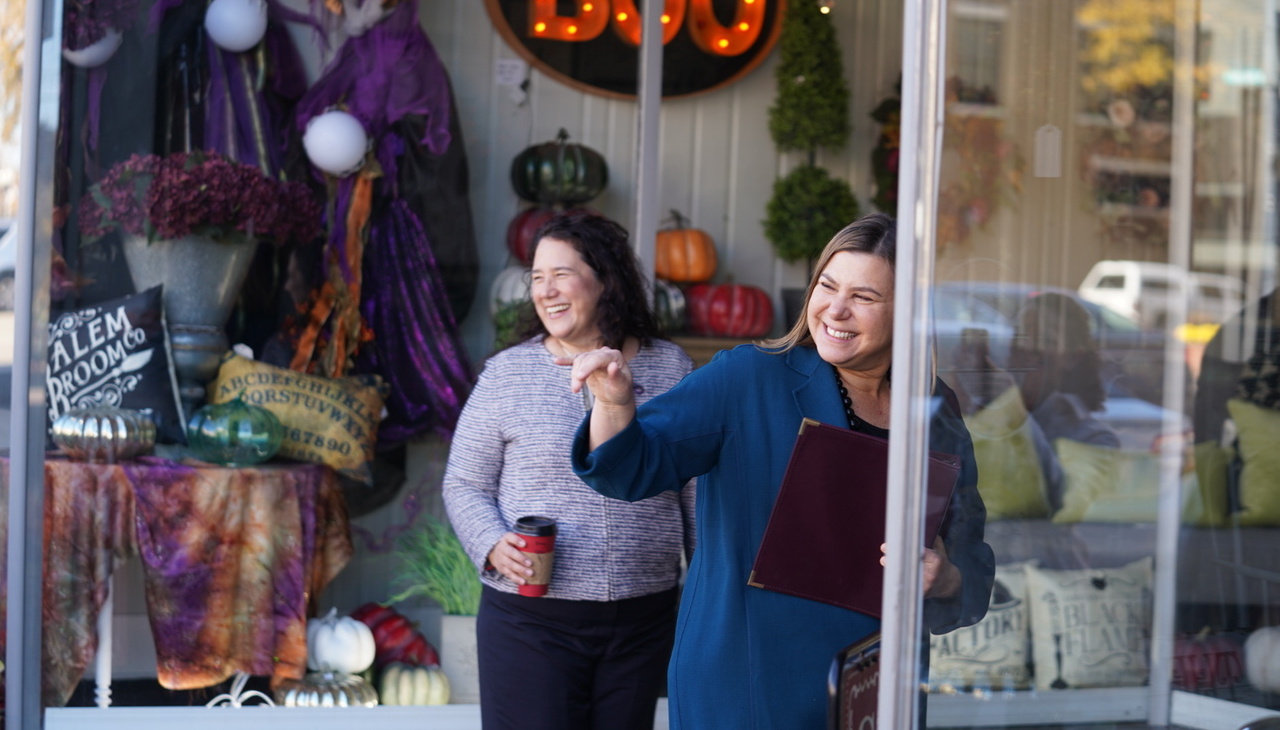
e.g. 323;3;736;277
484;0;785;99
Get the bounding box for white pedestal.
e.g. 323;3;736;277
439;614;480;705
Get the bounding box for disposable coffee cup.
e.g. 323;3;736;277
514;516;557;597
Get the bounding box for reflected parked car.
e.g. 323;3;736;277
933;280;1179;406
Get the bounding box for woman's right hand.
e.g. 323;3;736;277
564;347;638;449
488;532;533;586
564;346;634;406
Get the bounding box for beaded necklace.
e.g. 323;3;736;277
833;370;864;431
833;366;891;432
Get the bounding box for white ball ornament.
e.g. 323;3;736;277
63;30;123;68
204;0;269;53
303;111;369;176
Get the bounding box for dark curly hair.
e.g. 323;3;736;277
511;210;663;350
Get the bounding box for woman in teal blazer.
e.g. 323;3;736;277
567;213;994;728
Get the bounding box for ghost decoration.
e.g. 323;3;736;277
302;110;369;176
204;0;269;53
63;29;123;68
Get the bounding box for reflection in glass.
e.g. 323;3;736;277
924;0;1279;725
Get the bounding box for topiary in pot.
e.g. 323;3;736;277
764;0;859;299
763;164;861;268
767;0;850;154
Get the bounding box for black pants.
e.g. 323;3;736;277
477;585;678;730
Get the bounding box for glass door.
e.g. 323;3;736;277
888;0;1280;727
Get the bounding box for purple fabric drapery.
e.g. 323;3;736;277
358;199;472;444
291;0;472;443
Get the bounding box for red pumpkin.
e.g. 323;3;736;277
655;211;717;283
687;283;774;338
350;602;441;668
506;206;558;264
1173;628;1244;690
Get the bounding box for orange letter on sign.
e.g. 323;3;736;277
611;0;686;46
687;0;764;56
530;0;608;41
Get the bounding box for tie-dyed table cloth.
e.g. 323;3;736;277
0;456;353;706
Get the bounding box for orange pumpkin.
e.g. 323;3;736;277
655;211;717;283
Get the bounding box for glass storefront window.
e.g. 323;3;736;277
912;0;1280;727
5;0;1280;727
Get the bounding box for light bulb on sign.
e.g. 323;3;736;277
818;0;835;13
205;0;269;52
303;111;369;177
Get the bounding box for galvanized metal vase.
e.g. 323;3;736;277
122;234;257;412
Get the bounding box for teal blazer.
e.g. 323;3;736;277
573;344;994;729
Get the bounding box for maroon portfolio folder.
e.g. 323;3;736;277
748;418;962;616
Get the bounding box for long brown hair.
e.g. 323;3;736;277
761;213;897;353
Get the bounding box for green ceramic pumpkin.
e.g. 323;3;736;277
510;128;608;205
186;396;284;467
654;279;687;335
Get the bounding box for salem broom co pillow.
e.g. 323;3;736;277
45;286;186;443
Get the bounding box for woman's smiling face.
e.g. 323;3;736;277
807;251;895;371
530;236;606;351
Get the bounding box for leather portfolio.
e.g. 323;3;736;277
748;418;961;616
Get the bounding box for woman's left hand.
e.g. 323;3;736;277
879;537;962;599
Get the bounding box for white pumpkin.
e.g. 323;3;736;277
489;264;531;316
307;607;376;675
1245;626;1280;691
379;662;450;706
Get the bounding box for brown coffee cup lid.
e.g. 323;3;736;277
514;515;557;536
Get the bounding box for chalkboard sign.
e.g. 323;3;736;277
829;631;880;730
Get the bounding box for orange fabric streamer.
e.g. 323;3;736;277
290;167;379;378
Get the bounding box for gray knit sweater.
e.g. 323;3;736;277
443;336;696;601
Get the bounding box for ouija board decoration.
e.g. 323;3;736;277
45;286;186;443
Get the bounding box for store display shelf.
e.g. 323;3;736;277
928;686;1148;727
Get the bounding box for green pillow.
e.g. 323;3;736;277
1187;440;1230;527
1053;439;1203;524
964;386;1051;520
1225;398;1280;526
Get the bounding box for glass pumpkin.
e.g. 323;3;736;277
51;406;157;462
273;671;378;708
186;397;284;467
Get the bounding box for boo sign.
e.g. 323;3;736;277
484;0;785;98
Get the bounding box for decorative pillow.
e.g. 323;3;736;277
1053;439;1160;523
929;562;1034;692
206;354;386;484
1052;439;1206;524
1025;557;1153;690
963;385;1051;520
1225;398;1280;526
1186;441;1230;527
45;286;186;443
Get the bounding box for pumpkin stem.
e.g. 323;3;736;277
556;128;570;143
670;209;687;229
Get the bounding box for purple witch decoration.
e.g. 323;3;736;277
290;0;474;445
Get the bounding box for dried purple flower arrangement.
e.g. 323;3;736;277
63;0;142;52
79;151;323;246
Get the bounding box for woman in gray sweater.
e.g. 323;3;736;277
443;211;695;730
